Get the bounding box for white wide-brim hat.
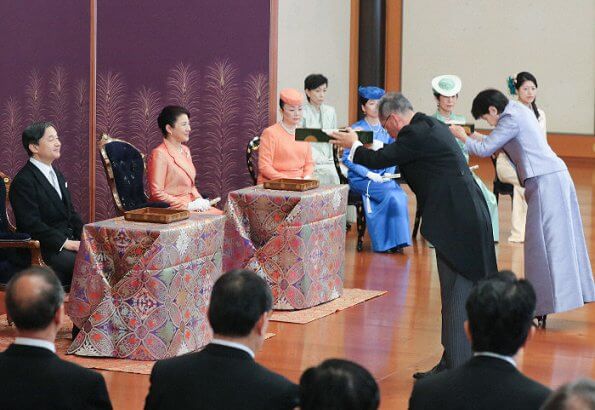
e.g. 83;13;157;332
431;75;462;97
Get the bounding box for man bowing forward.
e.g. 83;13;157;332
331;93;497;379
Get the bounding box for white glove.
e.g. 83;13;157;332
366;172;385;183
188;198;210;212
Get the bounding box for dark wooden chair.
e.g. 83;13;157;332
99;134;168;215
332;146;367;252
246;136;260;185
491;154;514;204
0;171;44;290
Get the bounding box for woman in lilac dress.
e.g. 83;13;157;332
451;89;595;328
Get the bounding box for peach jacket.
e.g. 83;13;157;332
257;123;314;184
147;139;200;209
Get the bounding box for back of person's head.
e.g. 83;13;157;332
299;359;380;410
466;270;536;356
471;89;509;119
157;105;190;136
541;379;595;410
378;92;414;118
5;266;65;331
208;269;272;337
304;74;328;91
22;121;55;156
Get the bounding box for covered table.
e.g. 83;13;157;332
66;213;225;360
224;185;348;310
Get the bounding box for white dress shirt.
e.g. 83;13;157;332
474;351;516;367
14;337;56;353
211;338;255;358
29;157;62;199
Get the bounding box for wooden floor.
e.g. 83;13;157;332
4;157;595;409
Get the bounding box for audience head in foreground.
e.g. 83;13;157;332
145;269;298;410
466;269;536;356
6;265;65;338
208;268;273;351
409;271;551;410
300;358;380;410
0;266;112;410
541;378;595;410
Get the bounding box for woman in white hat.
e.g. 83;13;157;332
431;75;499;243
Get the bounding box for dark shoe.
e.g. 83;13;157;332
384;246;404;254
534;315;547;329
413;361;447;380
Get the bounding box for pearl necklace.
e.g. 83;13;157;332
279;121;296;136
364;118;382;133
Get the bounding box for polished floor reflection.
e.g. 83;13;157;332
4;157;595;409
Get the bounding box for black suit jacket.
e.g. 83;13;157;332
0;344;112;409
9;161;83;256
353;113;497;281
145;343;299;410
409;356;551;410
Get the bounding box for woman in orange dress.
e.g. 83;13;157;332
147;105;221;213
257;88;314;184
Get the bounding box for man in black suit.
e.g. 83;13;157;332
409;271;551;409
144;269;299;410
9;122;84;287
0;266;112;409
331;93;497;378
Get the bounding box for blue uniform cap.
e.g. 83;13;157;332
358;86;385;100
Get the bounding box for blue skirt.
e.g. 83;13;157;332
350;179;411;252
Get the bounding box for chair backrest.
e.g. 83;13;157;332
0;171;12;233
246;136;260;185
99;134;149;214
332;146;349;185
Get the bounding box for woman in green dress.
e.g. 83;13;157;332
431;75;499;242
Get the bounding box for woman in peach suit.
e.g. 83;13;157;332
257;88;314;184
147;105;220;213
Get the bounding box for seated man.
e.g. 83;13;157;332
9;122;83;287
300;358;380;410
257;88;314;184
145;269;299;410
0;266;112;409
409;271;551;410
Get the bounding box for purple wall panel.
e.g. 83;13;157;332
95;0;270;219
0;0;90;221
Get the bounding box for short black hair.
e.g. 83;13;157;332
304;74;328;91
208;269;272;337
5;266;65;331
359;96;370;108
22;122;55;157
300;359;380;410
157;105;190;136
466;270;536;356
279;98;285;110
304;74;328;102
471;89;509;119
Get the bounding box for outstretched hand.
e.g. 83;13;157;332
330;128;358;149
449;125;468;143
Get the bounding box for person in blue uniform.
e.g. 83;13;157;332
341;86;410;253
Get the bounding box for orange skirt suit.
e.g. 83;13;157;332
257;123;314;185
147;139;221;214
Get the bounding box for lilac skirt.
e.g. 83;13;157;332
524;170;595;315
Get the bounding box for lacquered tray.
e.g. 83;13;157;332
263;178;319;191
124;207;189;224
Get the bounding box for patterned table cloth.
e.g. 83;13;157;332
66;213;225;360
223;185;348;310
